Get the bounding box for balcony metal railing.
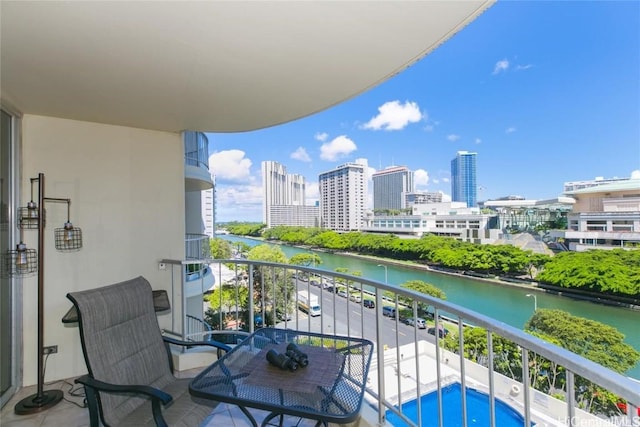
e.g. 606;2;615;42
185;233;210;260
160;258;640;427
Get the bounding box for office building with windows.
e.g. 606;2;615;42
405;191;443;206
319;159;368;231
262;161;307;227
372;166;414;212
451;151;477;208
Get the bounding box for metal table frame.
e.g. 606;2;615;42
189;328;373;427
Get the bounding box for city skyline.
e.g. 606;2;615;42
207;1;640;223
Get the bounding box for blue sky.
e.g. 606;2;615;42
207;1;640;223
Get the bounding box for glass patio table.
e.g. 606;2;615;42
189;327;374;427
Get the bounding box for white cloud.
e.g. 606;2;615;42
516;64;533;71
414;169;430;188
432;178;440;184
631;170;640;179
366;166;377;181
209;150;252;181
216;184;263;222
361;100;423;131
290;146;311;162
442;177;450;183
493;59;509;75
315;132;328;142
305;180;320;205
505;127;517;134
320;135;357;161
440;191;452;202
447;134;460;142
475;138;482;144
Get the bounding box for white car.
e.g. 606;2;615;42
337;289;348;298
405;317;426;329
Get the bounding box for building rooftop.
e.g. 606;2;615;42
564;179;640;195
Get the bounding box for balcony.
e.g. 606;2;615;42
3;259;639;426
184;131;213;192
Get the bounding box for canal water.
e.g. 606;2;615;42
221;235;640;379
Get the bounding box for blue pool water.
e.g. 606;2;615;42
385;382;528;427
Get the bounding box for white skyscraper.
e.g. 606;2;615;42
202;187;214;237
319;159;368;231
262;161;307;227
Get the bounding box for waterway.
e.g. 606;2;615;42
221;235;640;379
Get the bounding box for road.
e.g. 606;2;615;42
285;278;441;351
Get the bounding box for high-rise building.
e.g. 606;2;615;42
372;166;414;211
451;151;477;208
319;159;368;231
202;187;214;237
262;161;307;227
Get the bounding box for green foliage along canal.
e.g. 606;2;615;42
221;236;640;379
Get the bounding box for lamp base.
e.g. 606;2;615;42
14;390;63;415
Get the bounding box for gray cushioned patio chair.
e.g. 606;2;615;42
67;276;231;427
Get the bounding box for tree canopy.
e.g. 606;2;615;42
228;225;640;299
536;249;640;296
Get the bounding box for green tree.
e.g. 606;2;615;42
205;284;249;329
334;267;362;290
444;327;523;380
210;238;232;259
225;222;266;236
289;253;322;267
399;280;446;317
206;284;249;312
525;309;640;415
247;244;293;325
536;250;640;296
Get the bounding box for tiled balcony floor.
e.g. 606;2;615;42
0;375;319;427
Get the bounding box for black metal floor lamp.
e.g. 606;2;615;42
3;173;82;415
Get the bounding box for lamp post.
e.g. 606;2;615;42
526;293;537;311
377;264;388;283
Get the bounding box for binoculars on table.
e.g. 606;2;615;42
285;343;309;367
266;343;309;372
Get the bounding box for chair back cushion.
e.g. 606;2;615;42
68;276;175;426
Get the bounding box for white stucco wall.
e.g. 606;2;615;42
20;115;185;385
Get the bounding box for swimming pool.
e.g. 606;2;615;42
385;382;528;427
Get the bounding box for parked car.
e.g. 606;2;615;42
382;306;397;318
276;309;293;321
337;288;348;298
363;299;375;309
404;317;426;329
427;326;449;338
349;294;362;303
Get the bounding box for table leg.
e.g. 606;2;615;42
261;411;327;427
238;405;259;427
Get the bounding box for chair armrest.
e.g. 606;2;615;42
75;374;173;427
75;374;173;404
162;335;232;353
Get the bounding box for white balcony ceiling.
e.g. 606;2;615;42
1;1;493;133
